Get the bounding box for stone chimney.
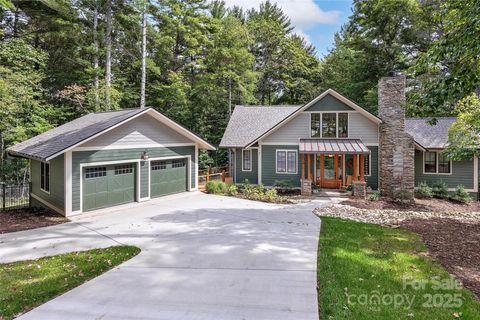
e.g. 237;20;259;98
378;75;415;200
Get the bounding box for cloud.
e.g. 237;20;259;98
222;0;341;28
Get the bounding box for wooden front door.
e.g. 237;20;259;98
317;154;342;189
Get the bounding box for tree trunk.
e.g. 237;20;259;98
105;0;113;110
13;7;19;37
140;1;147;109
93;4;99;107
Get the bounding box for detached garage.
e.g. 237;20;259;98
8;107;215;216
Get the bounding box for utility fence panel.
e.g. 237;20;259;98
1;183;30;211
198;167;232;191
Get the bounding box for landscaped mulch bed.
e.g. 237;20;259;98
401;218;480;300
0;208;69;234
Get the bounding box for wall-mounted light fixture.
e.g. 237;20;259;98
142;151;149;160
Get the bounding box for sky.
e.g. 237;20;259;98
223;0;353;58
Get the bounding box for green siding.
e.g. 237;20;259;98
261;145;301;187
72;146;195;211
305;93;354;112
366;146;379;190
235;148;258;184
31;155;65;211
414;150;475;189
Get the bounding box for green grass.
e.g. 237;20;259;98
318;217;480;319
0;246;140;319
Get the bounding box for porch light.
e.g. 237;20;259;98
142;151;149;160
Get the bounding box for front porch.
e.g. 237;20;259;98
299;139;370;191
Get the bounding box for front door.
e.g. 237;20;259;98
317;154;342;189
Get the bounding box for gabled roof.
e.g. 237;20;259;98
405;118;457;149
8;108;215;161
220;89;382;149
219;105;302;148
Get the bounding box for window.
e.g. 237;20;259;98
424;152;437;173
40;162;50;193
311;112;349;138
363;154;371;176
311;113;321;137
115;164;133;175
85;167;106;179
438;153;451;174
242;149;252;171
276;150;297;174
172;159;185;168
424;151;451;174
151;161;166;171
338;113;348;138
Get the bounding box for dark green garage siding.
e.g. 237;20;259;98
31;155;65;211
235;148;258;184
414;150;475;189
72;146;195;211
261;145;301;187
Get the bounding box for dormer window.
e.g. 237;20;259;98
310;112;349;138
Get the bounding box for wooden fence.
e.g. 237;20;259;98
0;183;31;211
198;166;232;191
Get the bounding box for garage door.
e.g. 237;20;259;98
150;158;187;198
83;163;136;211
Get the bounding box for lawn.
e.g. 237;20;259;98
0;246;140;319
317;217;480;319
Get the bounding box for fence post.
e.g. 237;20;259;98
221;170;225;182
205;167;210;183
2;183;5;211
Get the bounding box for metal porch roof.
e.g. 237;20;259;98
299;139;370;154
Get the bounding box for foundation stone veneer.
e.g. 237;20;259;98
378;75;415;199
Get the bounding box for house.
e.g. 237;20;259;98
8;107;215;216
220;75;479;198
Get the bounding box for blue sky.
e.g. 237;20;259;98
223;0;353;58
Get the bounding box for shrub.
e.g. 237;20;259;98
392;188;413;205
226;184;237;196
451;185;473;203
367;192;380;201
205;181;228;195
432;180;449;199
416;181;433;199
263;188;278;202
273;180;293;188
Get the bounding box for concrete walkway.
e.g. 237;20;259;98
0;192;332;320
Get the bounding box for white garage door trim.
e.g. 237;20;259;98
79;160;141;213
147;155;192;200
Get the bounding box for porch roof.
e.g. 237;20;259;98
299;138;370;154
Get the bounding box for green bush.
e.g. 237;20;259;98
451;185;473;203
416;181;433;199
263;188;279;202
367;192;380;201
432;180;449;198
205;181;229;195
226;184;237;196
392;188;413;205
273;180;293;188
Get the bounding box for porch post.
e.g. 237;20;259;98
342;154;346;187
307;153;311;180
301;154;305;181
353;154;358;181
360;154;365;182
313;153;317;185
334;154;339;188
320;154;325;187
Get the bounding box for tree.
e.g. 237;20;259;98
105;0;113;109
444;94;480;160
410;0;480;117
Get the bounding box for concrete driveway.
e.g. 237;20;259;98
0;192;331;320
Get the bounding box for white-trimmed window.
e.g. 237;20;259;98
310;112;349;138
242;149;252;171
40;162;50;193
276;150;297;174
424;151;451;174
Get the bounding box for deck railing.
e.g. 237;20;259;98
0;183;31;211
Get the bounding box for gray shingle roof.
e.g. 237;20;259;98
8;108;148;161
219;105;302;148
405;118;457;149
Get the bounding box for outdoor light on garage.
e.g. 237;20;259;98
142;151;149;160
